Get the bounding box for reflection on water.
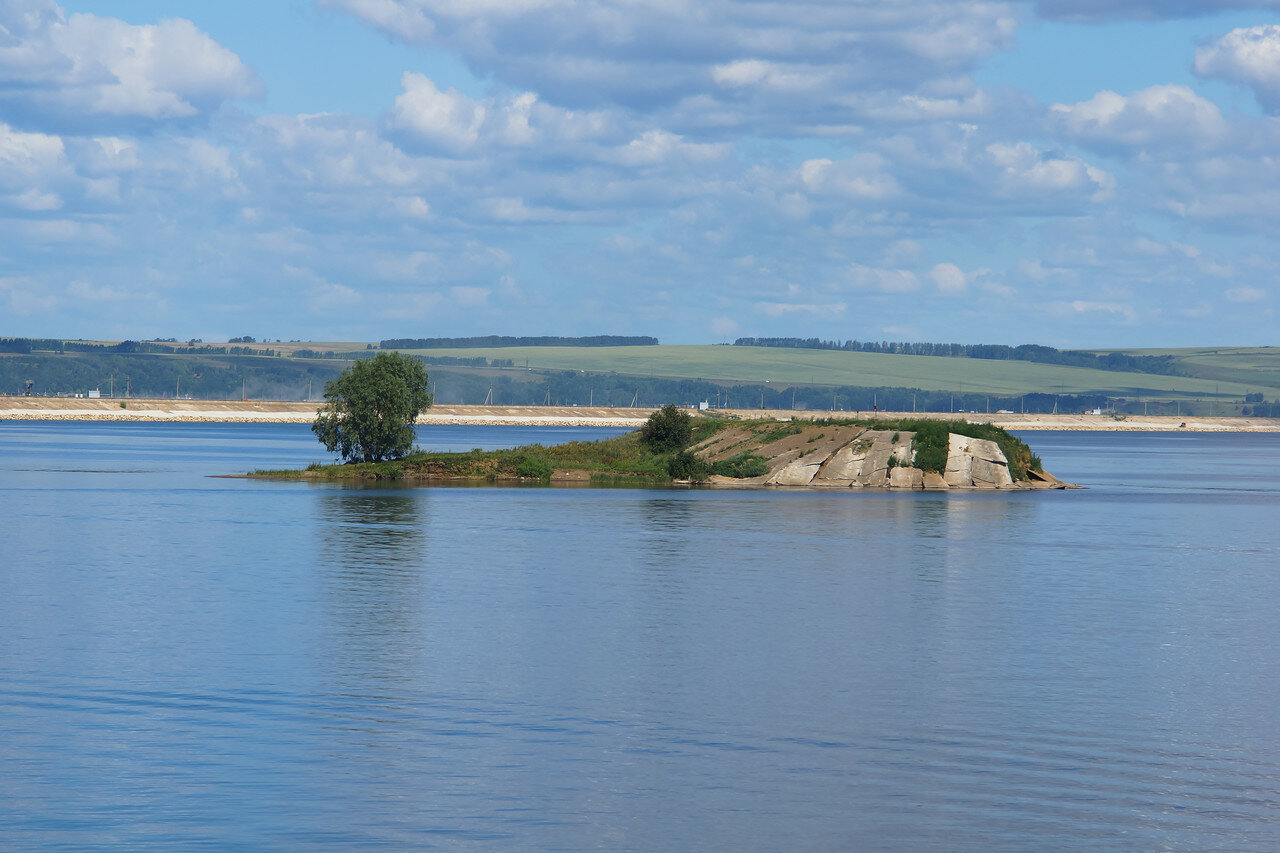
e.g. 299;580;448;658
315;490;429;687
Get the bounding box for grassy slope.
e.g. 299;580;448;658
29;341;1280;398
1085;346;1280;389
392;344;1276;397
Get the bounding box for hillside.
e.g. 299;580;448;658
393;344;1279;398
4;338;1279;416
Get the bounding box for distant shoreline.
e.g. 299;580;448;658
2;396;1278;431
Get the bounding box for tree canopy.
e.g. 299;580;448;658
312;352;433;462
639;404;693;453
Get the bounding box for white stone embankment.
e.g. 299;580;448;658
0;398;651;427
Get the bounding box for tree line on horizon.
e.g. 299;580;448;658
733;337;1184;377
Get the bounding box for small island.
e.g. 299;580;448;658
255;406;1076;491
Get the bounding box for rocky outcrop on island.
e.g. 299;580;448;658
689;422;1074;490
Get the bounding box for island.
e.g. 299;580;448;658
253;413;1076;490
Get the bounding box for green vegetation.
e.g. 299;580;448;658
639;404;694;452
710;452;771;479
312;352;433;462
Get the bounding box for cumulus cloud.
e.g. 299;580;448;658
928;262;969;294
387;72;625;156
848;264;920;293
1052;85;1226;149
1194;25;1280;113
984;141;1114;200
0;3;260;128
799;155;899;200
388;73;487;153
327;0;1019;132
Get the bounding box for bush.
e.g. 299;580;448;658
667;450;709;481
710;452;771;478
515;455;553;481
640;404;693;452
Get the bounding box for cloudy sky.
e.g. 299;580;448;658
4;1;1280;346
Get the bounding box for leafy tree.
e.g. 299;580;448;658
640;404;693;452
312;352;433;462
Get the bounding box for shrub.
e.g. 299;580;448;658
516;455;553;481
710;452;771;478
667;450;710;481
640;404;693;452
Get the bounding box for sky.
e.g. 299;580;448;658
4;1;1280;346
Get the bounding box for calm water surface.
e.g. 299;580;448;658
2;423;1278;850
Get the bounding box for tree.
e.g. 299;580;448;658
639;403;693;453
312;352;433;462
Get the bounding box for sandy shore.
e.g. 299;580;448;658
2;397;1278;431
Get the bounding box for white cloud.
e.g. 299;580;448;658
388;73;487;153
607;129;726;167
848;263;920;293
1052;85;1226;148
387;72;624;156
0;5;259;126
329;0;1020;132
755;300;847;317
1195;25;1280;113
984;141;1114;199
928;262;968;294
0;123;68;202
1225;285;1267;302
1056;300;1138;322
13;188;62;210
799;155;899;200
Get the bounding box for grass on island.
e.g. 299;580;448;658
254;415;1042;485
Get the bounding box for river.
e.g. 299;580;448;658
2;422;1278;850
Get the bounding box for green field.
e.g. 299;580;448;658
1088;347;1280;389
393;344;1280;399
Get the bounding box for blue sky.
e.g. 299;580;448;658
5;1;1280;346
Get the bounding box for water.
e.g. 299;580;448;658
2;423;1279;850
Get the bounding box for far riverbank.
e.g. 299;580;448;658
2;396;1278;431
